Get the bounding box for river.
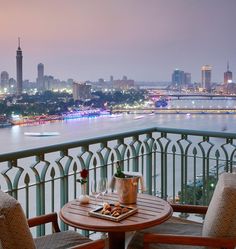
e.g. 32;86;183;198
0;111;235;154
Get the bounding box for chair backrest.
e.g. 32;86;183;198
202;172;236;238
0;190;36;249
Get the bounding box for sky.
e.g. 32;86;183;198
0;0;236;83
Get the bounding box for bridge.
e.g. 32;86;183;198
148;93;236;100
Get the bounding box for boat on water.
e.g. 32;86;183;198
109;114;123;118
0;115;12;128
24;132;60;137
63;109;110;120
155;98;168;108
0;122;12;128
134;115;145;120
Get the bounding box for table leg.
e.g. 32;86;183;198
108;232;125;249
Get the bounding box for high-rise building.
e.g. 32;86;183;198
98;78;105;84
16;38;23;95
44;75;54;91
73;82;92;101
37;63;45;91
113;79;135;90
184;72;191;85
224;62;232;85
9;77;16;93
0;71;9;91
172;69;185;86
201;65;212;92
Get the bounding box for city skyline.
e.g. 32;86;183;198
0;0;236;83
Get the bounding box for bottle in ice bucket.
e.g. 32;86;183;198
114;162;139;204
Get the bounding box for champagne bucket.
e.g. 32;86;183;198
115;176;139;204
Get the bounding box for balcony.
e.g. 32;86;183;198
0;126;236;237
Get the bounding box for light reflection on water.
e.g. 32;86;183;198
0;112;235;154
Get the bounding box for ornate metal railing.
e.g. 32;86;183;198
1;126;236;235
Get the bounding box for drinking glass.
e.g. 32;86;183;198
90;179;100;207
98;178;108;240
98;178;108;204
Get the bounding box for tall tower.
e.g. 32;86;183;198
224;62;232;85
201;65;212;92
37;63;45;91
16;38;23;95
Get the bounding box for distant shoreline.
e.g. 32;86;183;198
113;110;236;115
1;110;236;129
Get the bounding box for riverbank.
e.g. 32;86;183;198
1;109;235;129
10;109;110;126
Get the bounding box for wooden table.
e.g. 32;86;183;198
60;193;173;249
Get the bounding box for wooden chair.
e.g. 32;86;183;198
127;172;236;249
0;190;105;249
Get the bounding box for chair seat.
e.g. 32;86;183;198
34;230;92;249
127;217;203;249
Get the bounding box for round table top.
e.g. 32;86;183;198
60;193;173;233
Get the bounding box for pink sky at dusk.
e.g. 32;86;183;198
0;0;236;83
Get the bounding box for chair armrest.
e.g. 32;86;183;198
144;233;236;249
171;204;208;214
28;212;60;232
69;239;105;249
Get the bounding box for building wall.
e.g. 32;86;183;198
201;65;212;91
73;82;92;101
224;71;233;85
113;79;134;90
0;71;9;91
172;70;185;85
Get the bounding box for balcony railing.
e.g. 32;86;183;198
1;126;236;235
